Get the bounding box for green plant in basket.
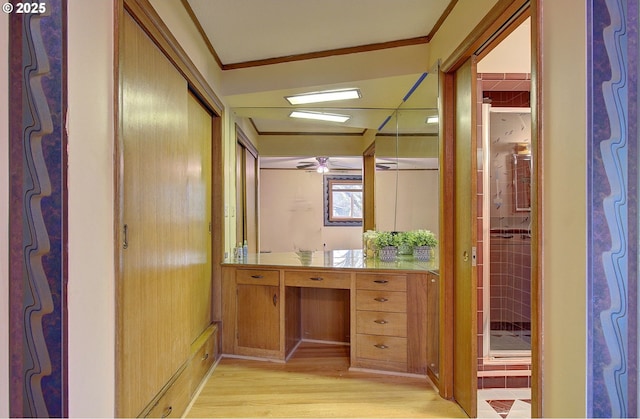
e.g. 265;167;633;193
406;229;438;247
394;231;413;255
373;231;396;249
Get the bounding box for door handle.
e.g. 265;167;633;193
123;224;129;249
463;250;469;262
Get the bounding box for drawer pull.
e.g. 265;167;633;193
374;344;389;350
251;274;264;279
374;297;389;302
202;352;209;361
161;406;173;418
374;319;388;324
373;279;388;284
309;277;324;281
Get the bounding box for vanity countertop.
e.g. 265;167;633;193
223;249;438;273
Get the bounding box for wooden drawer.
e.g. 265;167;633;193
356;311;407;337
285;270;351;289
236;268;279;286
189;327;217;397
356;273;406;292
144;367;190;418
356;290;406;313
356;334;407;364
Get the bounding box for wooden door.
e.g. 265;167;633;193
236;284;280;350
187;92;213;342
244;152;258;253
236;128;259;253
118;12;190;417
235;142;245;246
452;58;478;417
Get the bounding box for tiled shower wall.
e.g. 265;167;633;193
490;235;532;328
476;73;532;389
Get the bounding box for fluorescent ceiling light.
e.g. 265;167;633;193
289;111;350;123
426;116;439;124
285;88;361;105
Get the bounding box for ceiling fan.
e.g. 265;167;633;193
296;157;332;173
296;157;356;173
375;160;398;171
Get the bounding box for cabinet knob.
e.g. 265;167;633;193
373;279;388;284
374;344;389;350
273;293;278;306
374;297;389;302
374;319;388;324
309;277;324;281
251;274;264;279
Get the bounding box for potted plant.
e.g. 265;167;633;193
395;231;413;255
373;231;398;262
406;230;437;261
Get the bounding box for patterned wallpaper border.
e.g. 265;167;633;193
587;0;639;416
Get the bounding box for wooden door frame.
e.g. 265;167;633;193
439;0;541;416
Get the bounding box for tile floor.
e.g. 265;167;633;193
478;388;531;418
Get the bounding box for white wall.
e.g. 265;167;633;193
1;8;9;418
375;170;440;235
260;170;363;252
67;1;115;416
259;169;440;253
541;0;587;416
477;17;531;74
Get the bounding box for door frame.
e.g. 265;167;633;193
439;0;541;416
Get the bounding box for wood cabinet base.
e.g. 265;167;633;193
222;266;435;378
139;324;219;418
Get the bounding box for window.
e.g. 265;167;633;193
323;175;363;226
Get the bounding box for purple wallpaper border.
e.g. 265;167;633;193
587;0;639;417
8;1;68;417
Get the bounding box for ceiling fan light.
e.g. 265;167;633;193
289;111;350;123
316;165;329;173
285;88;361;105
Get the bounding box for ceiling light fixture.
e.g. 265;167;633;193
285;88;361;105
289;111;350;123
316;165;329;174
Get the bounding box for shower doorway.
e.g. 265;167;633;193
481;104;532;359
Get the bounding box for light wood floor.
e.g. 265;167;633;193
186;342;466;418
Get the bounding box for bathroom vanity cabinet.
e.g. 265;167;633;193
221;250;438;377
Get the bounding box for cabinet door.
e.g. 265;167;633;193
236;284;280;350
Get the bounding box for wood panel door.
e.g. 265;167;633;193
235;128;259;253
236;284;280;351
452;58;478;417
187;92;213;342
118;12;190;417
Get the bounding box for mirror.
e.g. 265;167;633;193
233;65;440;253
374;64;439;235
512;153;532;212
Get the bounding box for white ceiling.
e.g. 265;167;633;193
186;0;452;65
185;0;449;135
